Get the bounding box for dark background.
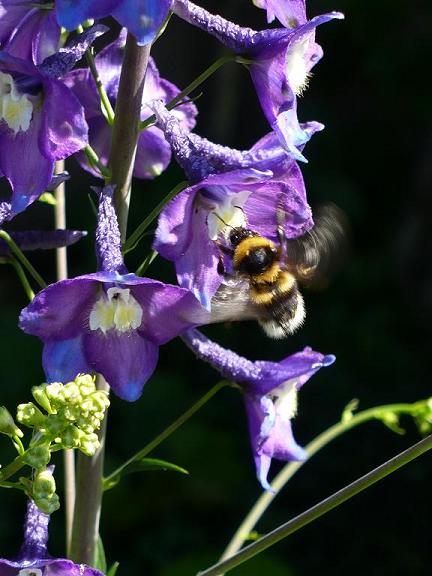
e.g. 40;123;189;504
1;0;432;574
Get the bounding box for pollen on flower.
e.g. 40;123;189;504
286;37;312;96
89;287;143;334
0;73;33;134
206;191;250;240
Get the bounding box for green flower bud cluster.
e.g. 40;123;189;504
17;374;110;456
414;397;432;435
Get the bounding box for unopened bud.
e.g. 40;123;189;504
33;468;56;499
79;432;100;456
0;406;23;438
17;403;46;428
32;385;53;414
34;492;60;515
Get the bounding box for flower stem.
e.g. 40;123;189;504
104;381;228;489
108;33;151;241
140;55;236;131
0;230;46;289
70;34;151;567
135;249;158;276
122;180;187;254
198;431;432;576
54;159;75;557
3;259;35;301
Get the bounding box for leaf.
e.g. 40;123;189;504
107;561;120;576
0;406;23;438
94;534;107;574
103;458;189;491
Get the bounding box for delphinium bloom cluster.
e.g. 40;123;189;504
0;0;346;572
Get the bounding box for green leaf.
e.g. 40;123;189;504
107;561;120;576
94;534;107;574
103;457;188;491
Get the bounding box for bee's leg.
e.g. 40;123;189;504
214;241;234;257
276;195;288;262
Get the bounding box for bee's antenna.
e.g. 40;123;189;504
212;212;233;229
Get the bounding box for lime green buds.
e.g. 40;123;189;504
19;374;110;456
33;468;60;514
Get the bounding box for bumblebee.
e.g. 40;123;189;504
211;204;346;338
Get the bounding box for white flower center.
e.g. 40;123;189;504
0;72;33;134
207;191;250;241
19;569;43;576
273;380;298;422
89;288;143;335
286;36;312;96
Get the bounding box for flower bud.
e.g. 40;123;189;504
23;445;51;469
0;406;23;438
33;468;56;499
31;385;53;414
34;492;60;515
17;403;46;428
44;414;68;436
61;426;82;449
79;432;100;456
75;374;96;397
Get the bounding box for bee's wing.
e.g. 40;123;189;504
285;203;348;285
209;276;259;323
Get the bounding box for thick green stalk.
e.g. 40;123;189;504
69;34;151;566
198;432;432;576
220;401;426;561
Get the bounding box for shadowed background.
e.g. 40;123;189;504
1;0;431;574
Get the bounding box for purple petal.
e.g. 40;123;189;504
112;0;172;46
134;126;172;179
5;9;60;64
40;78;88;160
0;110;54;214
0;1;31;45
127;280;204;343
38;24;108;78
253;0;307;27
19;277;99;340
0;49;37;76
84;329;159;401
63;68;100;120
0;229;87;256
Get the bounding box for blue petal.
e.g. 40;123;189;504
43;336;90;383
112;0;172;46
55;0;120;31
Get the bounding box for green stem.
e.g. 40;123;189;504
77;25;115;125
221;401;425;562
104;381;228;488
0;230;46;289
0;454;26;483
140;55;236;131
9;259;35;301
136;249;158;276
84;145;111;178
198;431;432;576
123;181;187;254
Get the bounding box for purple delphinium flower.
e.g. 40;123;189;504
55;0;172;46
150;101;314;309
172;0;343;160
0;0;61;64
65;30;197;180
0;26;106;217
0;498;103;576
19;186;205;401
182;328;335;490
252;0;307;28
